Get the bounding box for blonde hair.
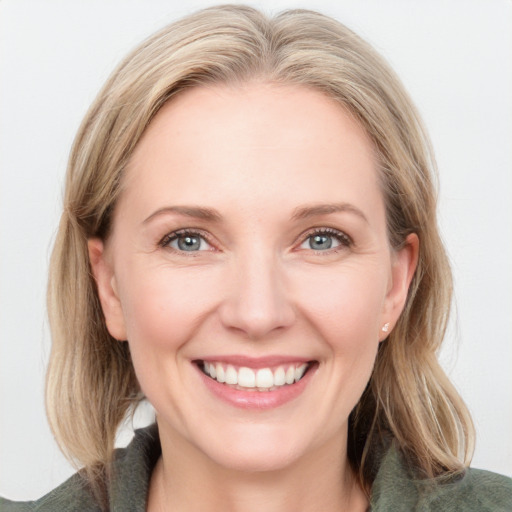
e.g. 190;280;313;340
46;3;474;501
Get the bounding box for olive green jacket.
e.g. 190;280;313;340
2;425;511;511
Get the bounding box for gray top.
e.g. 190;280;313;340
2;424;511;511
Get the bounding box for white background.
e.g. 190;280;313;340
1;0;511;500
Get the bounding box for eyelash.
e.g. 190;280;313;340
158;227;352;254
159;229;214;252
300;227;353;252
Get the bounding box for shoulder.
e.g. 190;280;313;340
371;445;512;511
0;424;161;512
0;473;100;512
416;468;512;511
439;467;512;509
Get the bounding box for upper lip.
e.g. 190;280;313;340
194;355;314;369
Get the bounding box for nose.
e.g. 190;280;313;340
218;251;296;340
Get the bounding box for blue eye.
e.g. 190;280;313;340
308;234;337;250
162;231;211;252
299;229;350;251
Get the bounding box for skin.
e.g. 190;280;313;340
89;83;418;512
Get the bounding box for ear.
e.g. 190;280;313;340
88;238;127;341
380;233;419;341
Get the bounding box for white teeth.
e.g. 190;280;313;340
225;365;238;385
216;363;225;383
238;367;256;388
256;368;274;388
273;366;285;386
295;363;307;382
202;361;311;390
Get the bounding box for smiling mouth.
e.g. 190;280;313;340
197;361;315;392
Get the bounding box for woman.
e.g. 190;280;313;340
1;4;511;511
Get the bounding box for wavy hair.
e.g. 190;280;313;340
46;4;474;505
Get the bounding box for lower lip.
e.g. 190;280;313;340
195;363;315;410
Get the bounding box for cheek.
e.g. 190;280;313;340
292;261;388;341
120;267;217;347
115;264;223;414
292;263;386;399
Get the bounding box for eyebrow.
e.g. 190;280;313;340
143;205;222;224
143;202;368;225
291;202;369;224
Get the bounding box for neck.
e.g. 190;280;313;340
147;422;368;512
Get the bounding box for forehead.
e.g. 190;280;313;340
119;83;383;227
130;82;375;165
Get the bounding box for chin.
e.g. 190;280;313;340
197;424;313;473
208;443;301;473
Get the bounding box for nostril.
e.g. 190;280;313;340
217;300;296;341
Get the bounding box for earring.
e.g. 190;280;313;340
381;322;390;333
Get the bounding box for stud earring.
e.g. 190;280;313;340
381;322;390;333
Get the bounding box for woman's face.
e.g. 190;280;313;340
90;83;416;472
